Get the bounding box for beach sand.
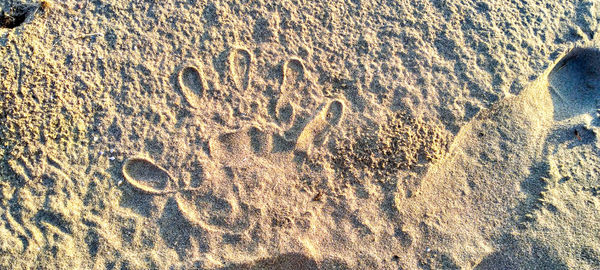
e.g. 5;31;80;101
1;0;600;269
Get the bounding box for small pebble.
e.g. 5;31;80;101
109;156;115;161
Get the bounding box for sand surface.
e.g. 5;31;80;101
1;0;600;269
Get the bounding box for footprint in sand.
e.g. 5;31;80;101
275;57;306;129
229;47;253;91
122;157;255;234
548;47;600;123
395;46;600;268
177;63;207;109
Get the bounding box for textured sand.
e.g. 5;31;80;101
1;0;600;269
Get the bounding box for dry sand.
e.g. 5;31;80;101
1;0;600;269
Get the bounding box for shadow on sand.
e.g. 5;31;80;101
219;252;350;270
